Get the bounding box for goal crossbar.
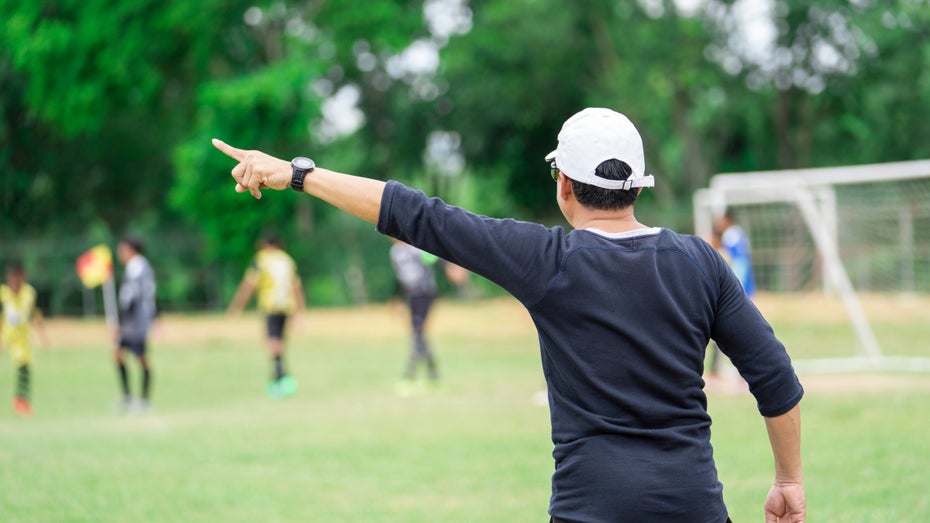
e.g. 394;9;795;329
694;159;930;373
710;159;930;191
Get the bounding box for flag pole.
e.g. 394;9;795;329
102;276;118;327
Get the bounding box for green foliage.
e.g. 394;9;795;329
0;0;249;236
0;0;239;137
171;58;326;264
2;0;930;308
438;0;591;215
438;0;930;215
167;1;437;302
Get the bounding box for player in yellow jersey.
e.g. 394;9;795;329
0;262;49;417
228;235;306;398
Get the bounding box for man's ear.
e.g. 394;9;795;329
558;174;574;201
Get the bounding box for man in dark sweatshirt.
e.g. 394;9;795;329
213;107;805;523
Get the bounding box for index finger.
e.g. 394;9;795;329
212;138;247;161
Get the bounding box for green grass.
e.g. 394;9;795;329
1;297;928;522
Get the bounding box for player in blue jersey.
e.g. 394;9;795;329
717;210;756;297
214;107;806;523
707;210;758;389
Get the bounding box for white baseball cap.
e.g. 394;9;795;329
545;108;655;191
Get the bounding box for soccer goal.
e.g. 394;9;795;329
693;159;930;373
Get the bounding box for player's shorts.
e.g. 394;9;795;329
119;337;147;356
266;313;288;339
4;340;31;366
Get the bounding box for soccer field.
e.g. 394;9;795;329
1;296;929;522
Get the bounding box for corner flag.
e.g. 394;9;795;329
76;244;118;326
76;245;113;289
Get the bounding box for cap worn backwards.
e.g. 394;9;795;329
545;108;656;191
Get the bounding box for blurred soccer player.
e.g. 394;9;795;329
715;210;756;297
114;237;157;413
0;262;49;416
228;235;305;398
390;240;440;390
706;210;756;389
389;239;467;395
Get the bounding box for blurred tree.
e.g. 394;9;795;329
169;1;485;305
170;0;436;268
436;0;749;215
1;0;443;306
0;0;248;236
437;0;930;217
436;0;590;215
2;0;929;310
831;0;930;164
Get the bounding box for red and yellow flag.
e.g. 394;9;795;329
76;244;113;288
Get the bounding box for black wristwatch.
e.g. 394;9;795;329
290;156;315;192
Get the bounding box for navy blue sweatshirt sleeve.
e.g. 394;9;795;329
708;245;803;417
377;181;560;304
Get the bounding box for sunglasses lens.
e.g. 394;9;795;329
550;162;559;182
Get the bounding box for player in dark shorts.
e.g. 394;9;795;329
114;237;157;413
266;312;287;340
390;240;440;394
228;236;306;398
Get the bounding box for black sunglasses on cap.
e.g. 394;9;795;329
549;160;560;182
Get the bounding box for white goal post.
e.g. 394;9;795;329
693;159;930;373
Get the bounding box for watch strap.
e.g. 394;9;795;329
291;157;315;192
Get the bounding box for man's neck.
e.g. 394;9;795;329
570;209;648;233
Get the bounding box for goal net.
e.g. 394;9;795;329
693;160;930;373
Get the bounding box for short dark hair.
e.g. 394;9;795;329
120;236;145;255
5;261;25;276
569;159;639;210
262;233;282;248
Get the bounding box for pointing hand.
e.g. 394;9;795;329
212;139;291;199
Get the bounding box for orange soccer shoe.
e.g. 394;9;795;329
13;397;32;417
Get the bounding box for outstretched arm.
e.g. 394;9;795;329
212;138;556;303
292;278;306;314
444;263;470;288
763;404;805;522
227;276;257;316
212;139;385;224
33;309;50;349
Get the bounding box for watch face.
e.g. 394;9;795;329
293;157;315;170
